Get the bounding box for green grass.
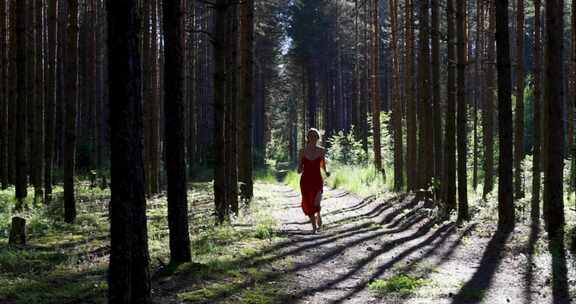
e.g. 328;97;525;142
327;165;389;196
0;181;290;304
284;164;391;197
254;169;279;184
283;171;300;191
368;275;431;298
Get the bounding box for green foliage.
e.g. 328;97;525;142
255;169;279;184
326;165;388;196
266;134;290;165
283;171;301;191
368;275;431;297
326;127;368;167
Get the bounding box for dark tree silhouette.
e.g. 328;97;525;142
14;0;27;210
239;0;254;202
64;0;79;223
107;0;151;302
163;0;192;264
495;0;515;231
444;0;456;215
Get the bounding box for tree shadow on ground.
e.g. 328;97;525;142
152;194;440;303
451;226;513;304
523;217;541;304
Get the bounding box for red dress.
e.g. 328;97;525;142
300;156;324;216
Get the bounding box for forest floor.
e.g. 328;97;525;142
0;181;575;304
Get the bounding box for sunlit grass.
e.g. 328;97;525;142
368;274;431;297
0;180;291;304
326;165;389;196
254;169;278;184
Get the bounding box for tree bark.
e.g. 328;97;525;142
418;0;433;193
45;0;58;203
405;0;417;192
0;0;7;189
431;0;442;197
495;0;515;231
214;0;228;223
444;0;456;214
239;0;254;202
390;0;403;192
457;0;468;221
532;0;542;222
515;0;525;199
483;1;496;199
225;3;239;215
64;0;79;223
107;0;152;302
33;0;45;203
371;0;383;175
544;0;570;301
14;0;28;210
163;0;192;263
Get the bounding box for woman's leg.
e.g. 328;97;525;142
309;215;317;232
314;191;323;229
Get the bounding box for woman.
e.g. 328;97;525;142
298;128;330;233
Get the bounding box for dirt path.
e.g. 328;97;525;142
264;184;575;304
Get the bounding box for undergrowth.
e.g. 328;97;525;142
0;182;290;304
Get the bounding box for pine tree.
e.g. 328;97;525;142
391;0;403;192
531;0;542;222
163;0;192;263
515;0;525;199
495;0;515;231
457;0;469;221
371;0;383;175
239;0;254;202
444;0;457;214
64;0;79;223
107;0;152;301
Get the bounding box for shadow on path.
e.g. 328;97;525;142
451;227;513;304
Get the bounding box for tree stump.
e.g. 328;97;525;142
8;217;26;245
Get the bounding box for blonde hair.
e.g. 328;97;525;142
307;128;321;141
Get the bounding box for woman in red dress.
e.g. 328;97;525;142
298;128;330;233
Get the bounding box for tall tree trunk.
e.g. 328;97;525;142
371;0;383;175
418;0;433;193
151;0;161;195
391;0;403;192
565;1;576;195
431;0;442;197
45;0;58;203
473;0;483;191
405;0;417;191
444;0;456;214
33;0;45;203
515;0;525;199
14;0;27;210
239;0;254;202
495;0;515;231
214;0;228;223
225;3;239;215
532;0;542;222
8;0;17;187
64;0;79;223
544;0;570;301
0;0;7;189
483;1;496;199
457;0;469;221
163;0;192;263
107;0;151;301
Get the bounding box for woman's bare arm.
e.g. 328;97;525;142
321;149;330;176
